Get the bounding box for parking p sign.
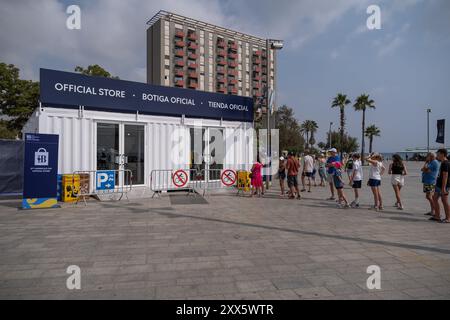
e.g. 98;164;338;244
96;171;115;191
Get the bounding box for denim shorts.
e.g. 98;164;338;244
368;179;381;187
435;186;450;196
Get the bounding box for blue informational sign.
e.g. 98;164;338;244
40;68;254;122
96;171;115;191
22;133;59;209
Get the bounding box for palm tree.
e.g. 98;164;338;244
354;94;376;160
301;120;318;150
331;94;351;156
365;125;381;154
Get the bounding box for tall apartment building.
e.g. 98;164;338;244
146;11;276;110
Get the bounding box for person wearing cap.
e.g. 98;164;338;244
278;156;287;197
332;161;350;208
325;148;340;201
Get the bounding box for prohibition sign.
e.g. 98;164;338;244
172;170;188;188
221;169;237;187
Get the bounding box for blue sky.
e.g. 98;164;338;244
1;0;449;151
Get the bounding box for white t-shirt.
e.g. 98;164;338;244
369;161;385;180
304;155;314;173
352;160;363;181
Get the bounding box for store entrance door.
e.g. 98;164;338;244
96;122;145;186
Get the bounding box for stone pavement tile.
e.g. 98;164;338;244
155;285;198;299
236;280;277;293
309;255;341;263
222;292;262;300
186;294;226;300
403;287;437;299
304;274;347;287
196;283;238;296
293;287;334;299
258;289;299;300
414;276;450;288
271;277;312;290
375;290;412;300
400;267;438;278
390;278;427;290
429;285;450;296
325;283;366;296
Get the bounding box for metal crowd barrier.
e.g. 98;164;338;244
72;169;133;205
150;168;238;198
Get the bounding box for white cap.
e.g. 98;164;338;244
328;148;337;153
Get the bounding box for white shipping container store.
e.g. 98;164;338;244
23;106;254;188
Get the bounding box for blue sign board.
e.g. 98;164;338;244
96;171;115;191
22;133;59;209
40;69;254;122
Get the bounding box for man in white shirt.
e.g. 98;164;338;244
349;153;363;207
303;151;315;193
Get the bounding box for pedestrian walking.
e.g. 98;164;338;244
349;153;363;208
421;152;440;216
286;152;301;200
389;154;408;210
431;149;450;223
318;154;327;187
250;157;263;197
325;148;340;200
302;151;314;193
345;155;354;184
278;156;287;197
332;162;349;208
367;153;386;211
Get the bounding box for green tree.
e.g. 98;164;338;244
0;63;39;134
331;93;351;156
365;125;381;154
274;105;305;154
300;120;319;150
320;131;359;154
75;64;119;79
354;94;376;159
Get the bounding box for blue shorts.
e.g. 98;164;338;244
368;179;381;187
435;186;449;196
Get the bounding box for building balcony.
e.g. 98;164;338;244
253;82;261;88
188;82;198;89
253;59;261;65
187;63;198;69
228;69;238;76
217;50;226;57
229;42;238;51
174;50;184;57
229;78;238;84
217;87;226;93
229;88;238;94
174;69;184;77
228;53;238;59
253;67;261;73
217;67;225;74
188;53;198;60
217;59;226;66
175;30;185;38
262;68;268;75
187;33;197;41
217;40;226;48
175;60;185;67
228;61;238;68
188;72;198;78
253;50;262;56
188;42;198;50
217;77;226;84
175;41;186;48
253;75;261;81
175;80;184;87
262;59;268;66
253;91;262;98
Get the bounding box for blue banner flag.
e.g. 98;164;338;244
436;119;445;144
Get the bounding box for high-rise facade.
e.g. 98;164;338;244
146;11;276;112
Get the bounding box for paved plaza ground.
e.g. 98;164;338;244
1;162;450;300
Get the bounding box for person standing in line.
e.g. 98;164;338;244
367;153;386;212
250;157;264;197
318;155;327;187
278;156;287;197
345;155;354;184
388;154;408;210
286;152;301;200
302;151;314;193
431;149;450;223
349;153;363;208
421;153;440;216
332;162;350;208
326;148;340;200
